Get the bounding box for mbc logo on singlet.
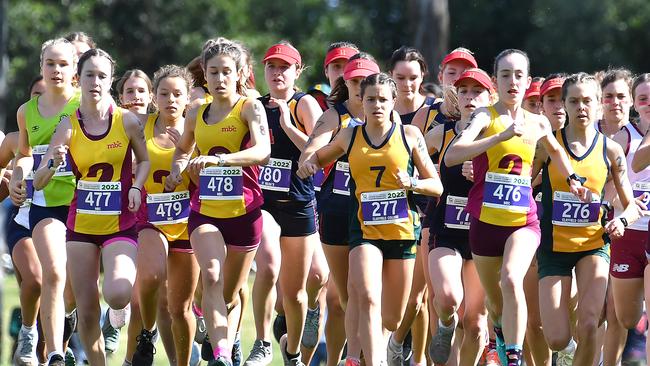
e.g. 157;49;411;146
221;125;237;133
107;141;122;149
612;263;629;273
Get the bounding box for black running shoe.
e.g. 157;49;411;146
132;329;156;366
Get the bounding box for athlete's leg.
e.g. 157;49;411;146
279;233;317;354
167;250;200;365
538;275;572;350
67;241;104;365
348;244;384;366
324;281;346;366
393;245;427;341
382;259;415;332
101;241;137;311
523;259;551;366
459;260;487;366
500;229;538;346
252;210;281;342
12;238;42;328
32;218;68;356
191;225;229;354
611;277;644;329
223;247;257;347
136;229;168;332
573;255;608;366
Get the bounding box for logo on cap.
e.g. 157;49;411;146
275;47;283;54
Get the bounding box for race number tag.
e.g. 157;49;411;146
551;191;600;227
483;172;531;212
360;189;409;225
333;162;350;196
313;169;325;192
199;167;244;200
633;181;650;206
444;195;470;229
146;191;190;225
259;158;292;192
76;180;121;215
33;144;73;176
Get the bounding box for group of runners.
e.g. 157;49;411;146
4;30;650;366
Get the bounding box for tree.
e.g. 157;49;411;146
409;0;449;80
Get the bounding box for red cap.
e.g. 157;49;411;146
524;81;542;99
540;77;565;97
262;44;301;65
441;50;478;68
324;47;358;68
454;69;494;91
343;58;380;80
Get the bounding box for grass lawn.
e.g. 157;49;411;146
1;273;284;365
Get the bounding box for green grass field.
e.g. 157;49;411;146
1;273;284;365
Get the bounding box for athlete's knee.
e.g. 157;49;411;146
255;263;279;288
202;263;224;289
382;312;402;331
326;292;345;315
500;271;523;296
307;266;329;289
42;265;65;287
104;284;134;310
168;300;192;321
617;310;641;329
434;294;460;317
575;317;599;340
461;315;485;342
546;332;571;351
283;287;307;307
21;276;42;299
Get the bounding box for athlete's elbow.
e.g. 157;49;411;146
631;159;645;173
444;149;461;167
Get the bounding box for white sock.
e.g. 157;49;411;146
21;324;36;333
439;314;457;329
389;334;403;348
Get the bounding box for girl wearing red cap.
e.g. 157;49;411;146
324;42;359;89
299;72;442;366
522;78;544;115
386;45;435;366
424;68;492;365
540;74;568;131
300;52;379;366
629;73;650;362
166;39;271;366
444;49;589;366
257;41;323;366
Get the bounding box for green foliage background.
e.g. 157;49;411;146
5;0;650;131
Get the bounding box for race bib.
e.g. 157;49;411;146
259;158;292;192
483;172;531;212
313;169;325;192
333;162;350;196
551;191;600;227
633;181;650;206
33;144;73;176
76;180;121;215
146;191;190;225
360;189;409;225
199;167;244;200
444;195;470;230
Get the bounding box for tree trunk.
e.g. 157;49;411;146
409;0;449;81
0;0;7;132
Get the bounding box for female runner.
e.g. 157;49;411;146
301;53;380;366
252;41;322;366
387;45;436;366
299;72;442;366
166;39;270;366
32;48;149;365
130;65;198;366
9;38;80;366
444;49;588;366
425;68;493;366
537;72;640;366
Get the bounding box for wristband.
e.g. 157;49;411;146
566;173;586;186
409;177;418;191
619;217;629;228
129;186;142;194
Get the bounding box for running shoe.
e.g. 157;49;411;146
429;317;456;364
48;354;65;366
273;314;288;343
485;348;502;366
280;334;305;366
102;308;123;354
13;325;38;366
243;339;273;366
132;329;156;366
63;309;78;344
301;307;321;348
555;338;576;366
209;356;233;366
109;305;130;329
232;334;243;366
64;348;76;366
387;334;404;366
401;331;412;366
